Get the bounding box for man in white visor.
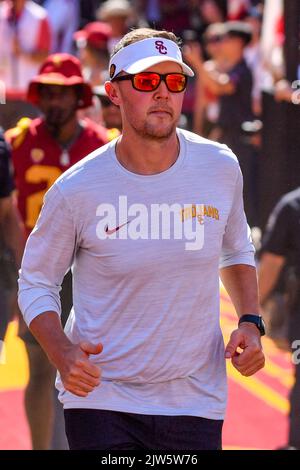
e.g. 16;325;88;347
18;28;265;450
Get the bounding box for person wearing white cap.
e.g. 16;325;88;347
97;0;135;53
18;28;265;450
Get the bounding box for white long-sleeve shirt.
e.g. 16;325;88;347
18;128;255;419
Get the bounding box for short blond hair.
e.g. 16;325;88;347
111;28;181;58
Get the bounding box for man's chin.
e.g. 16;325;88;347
45;114;73;133
143;123;175;140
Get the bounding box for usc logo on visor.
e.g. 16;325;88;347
155;40;168;55
112;72;188;93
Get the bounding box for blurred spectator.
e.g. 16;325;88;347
184;21;258;227
217;22;258;227
74;21;112;86
97;0;135;53
259;188;300;450
0;0;51;129
5;53;109;450
93;84;122;133
0;130;24;344
180;29;203;132
42;0;80;54
191;22;228;136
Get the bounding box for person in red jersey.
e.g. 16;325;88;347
7;53;108;237
5;53;109;450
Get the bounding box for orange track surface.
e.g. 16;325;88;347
0;289;293;450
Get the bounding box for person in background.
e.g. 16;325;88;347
5;53;109;450
0;130;24;347
74;21;112;87
0;0;51;129
93;84;122;134
258;189;300;450
97;0;135;53
189;22;227;137
184;21;258;228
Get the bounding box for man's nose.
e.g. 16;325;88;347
50;98;61;107
48;93;63;105
153;79;170;99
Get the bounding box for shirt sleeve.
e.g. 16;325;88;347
219;164;255;269
0;134;14;198
261;199;291;257
18;183;77;327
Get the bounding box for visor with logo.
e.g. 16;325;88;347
108;37;194;80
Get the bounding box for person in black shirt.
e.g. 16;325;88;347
259;188;300;450
184;21;258;227
0;131;24;343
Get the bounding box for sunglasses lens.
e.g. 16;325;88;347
132;73;187;92
133;73;160;91
166;74;187;92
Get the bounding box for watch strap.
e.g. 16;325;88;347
238;314;265;336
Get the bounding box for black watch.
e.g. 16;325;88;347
238;314;266;336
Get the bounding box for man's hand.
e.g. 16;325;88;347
28;312;103;398
224;323;265;376
57;342;103;397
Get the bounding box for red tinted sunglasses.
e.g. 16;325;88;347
112;72;188;93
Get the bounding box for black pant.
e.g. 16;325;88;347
64;409;223;450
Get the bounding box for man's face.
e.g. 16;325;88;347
219;35;245;60
205;35;225;61
112;61;185;141
38;85;79;130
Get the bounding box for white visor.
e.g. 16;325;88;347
109;37;194;80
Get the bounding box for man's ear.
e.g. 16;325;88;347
105;81;121;106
